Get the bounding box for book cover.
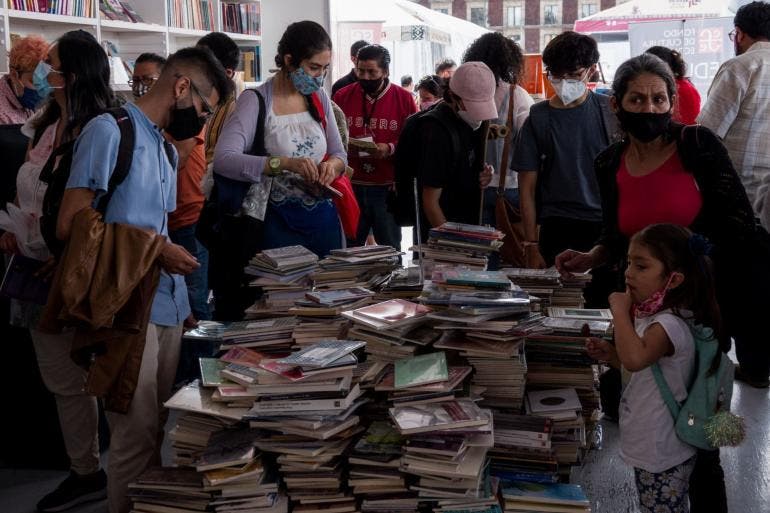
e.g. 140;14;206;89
195;428;259;472
394;352;448;389
305;287;374;306
277;340;365;369
502;481;589;506
389;400;489;434
526;388;582;415
441;270;511;290
198;358;232;387
0;254;51;305
546;307;612;321
354;299;430;324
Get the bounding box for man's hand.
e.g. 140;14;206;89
555;249;594;277
479;164;493;188
183;313;199;330
158;242;199;275
369;143;391;159
0;232;20;255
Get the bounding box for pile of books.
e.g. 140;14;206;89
243;341;370;510
342;299;434;363
526;388;586;465
376;266;424;301
312;246;402;291
489;412;558;486
390;397;496;509
244;246;319;317
289;287;375;319
415;223;505;272
347;421;412;508
503;268;591;309
184;319;298;352
128;467;213;513
502;481;590;512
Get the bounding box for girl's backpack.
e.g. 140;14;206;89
651;320;744;450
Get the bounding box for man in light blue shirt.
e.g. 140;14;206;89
56;47;231;513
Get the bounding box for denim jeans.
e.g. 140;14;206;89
169;223;211;321
353;184;402;249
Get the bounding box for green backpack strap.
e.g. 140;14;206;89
651;363;682;420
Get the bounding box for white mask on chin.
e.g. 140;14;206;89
550;78;587;105
457;109;482;130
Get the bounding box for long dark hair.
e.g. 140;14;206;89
33;30;117;144
274;20;332;123
631;224;729;366
463;32;523;85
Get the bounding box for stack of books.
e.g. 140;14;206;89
390;398;496;508
342;299;433;363
503;268;591;309
376;266;423;301
489;413;559;485
245;246;319;316
347;421;411;505
290;287;375;319
551;273;592;308
525;388;586;465
502;482;590;513
128;467;213;513
242;340;370;510
185;319;298;352
415;223;505;272
312;246;401;291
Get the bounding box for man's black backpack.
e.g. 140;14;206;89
39;107;174;257
389;103;461;227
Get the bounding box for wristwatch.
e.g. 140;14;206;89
267;156;281;176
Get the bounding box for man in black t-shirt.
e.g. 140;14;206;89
332;40;369;96
417;62;497;241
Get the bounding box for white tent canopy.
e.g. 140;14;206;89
575;0;734;34
330;0;489;83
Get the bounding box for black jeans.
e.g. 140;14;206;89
690;449;728;513
352;184;402;249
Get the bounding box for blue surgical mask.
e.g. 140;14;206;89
33;61;63;99
289;66;325;95
17;87;42;110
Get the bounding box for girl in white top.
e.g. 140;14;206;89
586;223;727;513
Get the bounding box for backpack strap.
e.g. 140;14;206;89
95;107;135;214
651;362;682;420
498;84;516;194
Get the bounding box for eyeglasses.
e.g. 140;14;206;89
128;76;158;87
728;29;737;42
185;78;214;120
547;68;588;81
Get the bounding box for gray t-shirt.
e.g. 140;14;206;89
513;93;608;222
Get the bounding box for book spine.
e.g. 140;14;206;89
252;395;355;413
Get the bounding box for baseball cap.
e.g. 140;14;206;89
448;61;497;121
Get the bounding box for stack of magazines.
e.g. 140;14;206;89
414;222;505;272
312;245;401;291
184;319;298;352
502;481;590;513
489;412;559;486
245;246;319;316
525;388;587;465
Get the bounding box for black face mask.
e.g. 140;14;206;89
616;109;672;143
166;103;206;141
359;77;385;95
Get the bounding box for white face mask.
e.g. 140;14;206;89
457;109;482;130
550;76;587;105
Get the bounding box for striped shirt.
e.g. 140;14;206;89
205;91;237;165
697;42;770;216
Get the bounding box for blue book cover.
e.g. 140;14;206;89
502;481;589;506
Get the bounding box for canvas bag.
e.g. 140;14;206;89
651;320;737;450
495;85;526;267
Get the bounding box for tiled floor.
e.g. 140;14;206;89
1;376;768;513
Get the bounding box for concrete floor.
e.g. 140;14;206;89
1;376;768;513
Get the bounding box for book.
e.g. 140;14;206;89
394;352;449;389
260;245;318;269
546;307;612;321
389;400;489;435
198;358;232;387
305;287;374;306
163;381;248;421
349;137;378;151
440;270;512;290
278;340;366;369
195;429;259;472
502;482;590;507
526;388;582;415
0;254;51;305
354;299;431;324
248;384;362;414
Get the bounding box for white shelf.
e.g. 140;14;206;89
100;19;167;33
167;26;213;38
223;31;261;42
6;10;97;26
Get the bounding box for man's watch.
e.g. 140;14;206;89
267;156;281;176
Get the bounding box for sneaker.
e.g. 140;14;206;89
734;366;770;389
37;469;107;512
